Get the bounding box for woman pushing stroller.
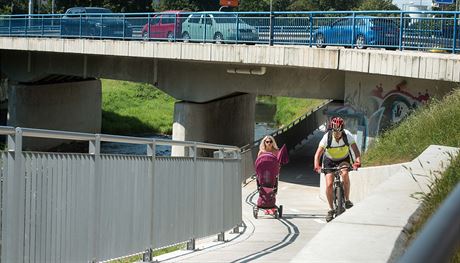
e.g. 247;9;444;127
258;135;279;157
253;136;288;218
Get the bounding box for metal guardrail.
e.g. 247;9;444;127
240;148;255;183
397;182;460;263
0;11;459;53
0;126;242;262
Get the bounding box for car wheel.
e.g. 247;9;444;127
315;33;325;48
61;27;68;36
182;31;190;43
89;27;98;37
167;32;174;42
214;32;223;44
356;35;366;49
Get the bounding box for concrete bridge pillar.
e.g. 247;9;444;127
0;74;8;126
7;79;101;150
172;93;255;156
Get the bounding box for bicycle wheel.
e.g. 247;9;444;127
335;186;345;216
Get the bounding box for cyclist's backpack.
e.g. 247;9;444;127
321;129;354;164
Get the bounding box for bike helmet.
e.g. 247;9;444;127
330;117;344;131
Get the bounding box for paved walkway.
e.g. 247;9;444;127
155;132;329;262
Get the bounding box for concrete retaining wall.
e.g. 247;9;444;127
299;145;459;263
319;162;409;204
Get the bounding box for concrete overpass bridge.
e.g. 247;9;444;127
0;37;459;151
1;10;460;150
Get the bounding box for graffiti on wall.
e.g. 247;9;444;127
368;80;430;136
329;80;430;139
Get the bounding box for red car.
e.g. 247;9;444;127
141;10;187;41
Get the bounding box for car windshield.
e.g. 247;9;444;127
86;8;112;14
212;13;238;23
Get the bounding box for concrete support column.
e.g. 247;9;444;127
7;79;102;150
172;93;255;156
0;74;8;125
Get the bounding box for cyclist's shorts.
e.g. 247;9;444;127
323;156;351;174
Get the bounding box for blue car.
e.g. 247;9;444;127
61;7;132;38
314;16;400;49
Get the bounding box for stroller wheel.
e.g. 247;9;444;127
279;205;283;218
253;207;258;219
274;210;279;219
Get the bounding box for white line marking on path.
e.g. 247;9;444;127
314;219;326;224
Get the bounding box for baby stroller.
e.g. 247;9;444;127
253;152;284;219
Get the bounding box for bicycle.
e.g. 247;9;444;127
322;163;353;221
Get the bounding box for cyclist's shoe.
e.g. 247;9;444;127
326;209;335;222
345;200;354;209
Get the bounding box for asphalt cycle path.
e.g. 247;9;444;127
158;131;328;263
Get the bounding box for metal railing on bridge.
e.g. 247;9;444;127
1;10;460;53
0;126;242;262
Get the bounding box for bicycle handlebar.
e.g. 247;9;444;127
320;164;354;174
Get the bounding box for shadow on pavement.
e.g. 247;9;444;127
280;213;326;219
278;130;324;187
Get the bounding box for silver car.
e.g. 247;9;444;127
181;12;258;43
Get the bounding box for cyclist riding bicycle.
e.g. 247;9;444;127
313;117;361;222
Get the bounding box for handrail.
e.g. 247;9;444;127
0;126;239;152
1;10;459;53
397;182;460;263
3;10;460;17
0;125;243;262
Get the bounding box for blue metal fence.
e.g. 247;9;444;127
0;10;459;53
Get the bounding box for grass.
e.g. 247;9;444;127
101;79;176;135
257;96;327;126
363;88;460;166
109;244;186;263
362;88;460;262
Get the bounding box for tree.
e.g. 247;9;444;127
288;0;361;11
101;0;153;12
0;0;29;14
237;0;270;12
157;0;198;11
432;3;457;11
356;0;399;11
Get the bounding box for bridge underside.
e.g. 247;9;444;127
0;50;345;102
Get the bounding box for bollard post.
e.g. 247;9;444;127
187;238;196;250
142;248;153;262
217;232;225;242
